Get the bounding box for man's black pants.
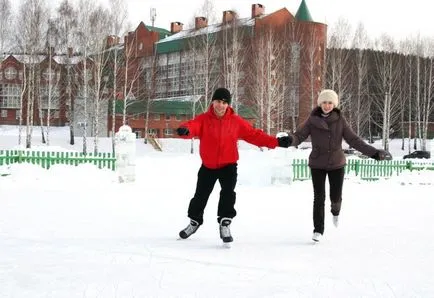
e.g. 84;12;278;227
188;164;237;225
310;167;345;234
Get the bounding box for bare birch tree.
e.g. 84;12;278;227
399;38;417;153
280;21;301;132
108;0;128;37
220;11;244;112
351;23;371;137
420;39;434;151
188;0;219;109
142;52;157;144
40;18;62;146
414;36;423;149
120;39;142;126
184;1;219;153
55;0;78;145
75;0;95;154
108;0;128;153
372;35;402;151
14;0;49;148
301;24;326;110
248;25;285;134
247;34;266;131
326;18;353;119
0;0;12;52
106;41;122;151
75;0;113;154
87;7;112;154
400;35;431;151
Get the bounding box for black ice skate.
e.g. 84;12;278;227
179;219;200;239
219;218;233;243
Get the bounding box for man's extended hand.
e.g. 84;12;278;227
176;127;189;136
277;135;292;148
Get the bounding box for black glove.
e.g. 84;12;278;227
277;135;292;148
371;149;392;161
176;127;189;136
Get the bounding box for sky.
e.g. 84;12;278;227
120;0;433;41
1;125;434;297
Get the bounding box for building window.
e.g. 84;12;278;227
139;42;143;50
0;109;7;118
85;71;92;82
53;111;59;118
154;114;160;120
164;128;173;136
126;92;136;102
4;67;17;80
39;86;60;109
175;114;181;121
42;68;57;82
15;109;20;119
165;114;171;120
76;70;92;83
147;128;157;135
168;52;180;63
0;84;21;108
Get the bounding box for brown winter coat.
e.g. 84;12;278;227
291;107;378;170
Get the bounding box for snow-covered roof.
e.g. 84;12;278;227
53;56;83;65
99;43;124;55
11;54;46;64
157;17;256;44
0;54;84;65
153;95;203;102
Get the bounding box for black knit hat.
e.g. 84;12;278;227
211;88;231;104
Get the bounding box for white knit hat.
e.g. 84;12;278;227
317;89;339;107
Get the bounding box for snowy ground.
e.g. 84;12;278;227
0;126;433;297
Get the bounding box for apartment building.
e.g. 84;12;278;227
107;1;326;138
1;1;326;140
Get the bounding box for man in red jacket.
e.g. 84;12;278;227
176;87;291;243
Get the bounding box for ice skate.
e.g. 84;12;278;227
179;219;200;239
219;218;233;243
312;232;322;242
333;215;339;228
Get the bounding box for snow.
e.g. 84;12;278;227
156;17;255;44
1;125;433;297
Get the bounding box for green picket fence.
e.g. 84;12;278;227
292;158;434;181
0;150;116;171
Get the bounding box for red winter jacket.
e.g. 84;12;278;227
179;106;278;169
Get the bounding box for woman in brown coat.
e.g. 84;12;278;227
288;89;391;242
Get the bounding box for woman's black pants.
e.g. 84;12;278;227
310;167;345;234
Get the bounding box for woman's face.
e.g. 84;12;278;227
320;101;334;114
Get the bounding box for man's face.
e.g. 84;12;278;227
212;99;229;118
